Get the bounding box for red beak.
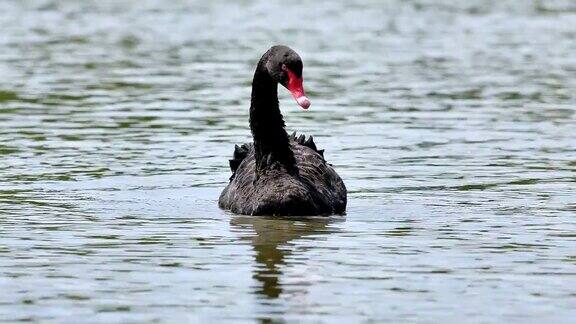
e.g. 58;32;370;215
285;68;311;109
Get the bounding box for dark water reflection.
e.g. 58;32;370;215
232;216;337;299
1;0;576;322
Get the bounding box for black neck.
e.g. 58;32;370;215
249;60;296;173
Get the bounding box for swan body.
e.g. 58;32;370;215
218;45;347;216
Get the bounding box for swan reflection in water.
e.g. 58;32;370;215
231;216;341;299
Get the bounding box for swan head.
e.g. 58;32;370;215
265;45;311;109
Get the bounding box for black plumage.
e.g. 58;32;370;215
218;45;347;216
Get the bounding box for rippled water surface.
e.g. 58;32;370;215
1;0;576;322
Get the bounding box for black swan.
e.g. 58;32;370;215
218;45;346;216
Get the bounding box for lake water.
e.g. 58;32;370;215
1;0;575;322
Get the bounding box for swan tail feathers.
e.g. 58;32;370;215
228;143;252;177
290;132;325;160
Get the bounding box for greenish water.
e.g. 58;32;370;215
1;0;575;322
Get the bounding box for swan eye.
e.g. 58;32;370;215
281;64;287;71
